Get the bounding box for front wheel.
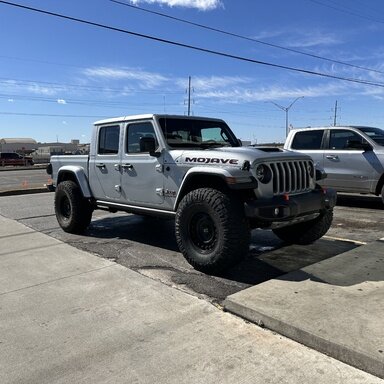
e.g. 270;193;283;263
54;180;93;234
272;209;333;245
175;188;250;274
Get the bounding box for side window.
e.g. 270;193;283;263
329;130;363;150
98;125;120;155
291;130;324;150
126;122;158;153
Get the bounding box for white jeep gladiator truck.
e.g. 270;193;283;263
47;114;336;273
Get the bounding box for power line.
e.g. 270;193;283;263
1;1;384;88
0;112;109;118
308;0;384;24
109;0;384;75
0;93;181;109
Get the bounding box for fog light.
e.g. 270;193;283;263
274;208;280;216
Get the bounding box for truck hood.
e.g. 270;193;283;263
171;146;312;167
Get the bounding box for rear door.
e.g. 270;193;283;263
289;129;325;170
89;124;122;201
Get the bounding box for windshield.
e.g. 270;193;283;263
358;127;384;146
158;118;239;149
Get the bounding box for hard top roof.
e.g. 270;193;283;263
93;114;224;126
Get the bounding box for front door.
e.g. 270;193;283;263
323;129;375;192
120;121;164;207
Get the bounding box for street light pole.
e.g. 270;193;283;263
269;96;304;138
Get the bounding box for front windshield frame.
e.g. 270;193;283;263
158;117;240;149
358;127;384;146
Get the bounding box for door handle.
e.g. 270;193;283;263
96;163;106;169
326;155;339;161
121;163;134;170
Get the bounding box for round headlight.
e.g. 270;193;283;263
255;164;271;184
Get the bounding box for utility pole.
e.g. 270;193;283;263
269;96;304;137
187;76;191;116
333;100;338;126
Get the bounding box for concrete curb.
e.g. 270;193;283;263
224;297;383;379
0;187;50;197
0;164;47;172
224;240;384;379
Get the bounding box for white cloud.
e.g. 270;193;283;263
195;82;350;104
57;99;67;104
26;83;57;96
175;75;250;93
83;66;169;89
252;29;286;41
128;0;222;11
253;28;341;49
2;80;58;96
286;32;341;49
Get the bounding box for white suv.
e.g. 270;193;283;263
285;126;384;204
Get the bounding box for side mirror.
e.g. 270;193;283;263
346;140;372;151
139;136;159;156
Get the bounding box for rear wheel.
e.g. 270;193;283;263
54;180;92;234
272;209;333;245
175;188;250;274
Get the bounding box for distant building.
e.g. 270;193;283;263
0;136;89;163
32;141;90;163
0;138;38;154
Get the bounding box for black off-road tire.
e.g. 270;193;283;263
272;209;333;245
175;188;250;274
54;180;93;234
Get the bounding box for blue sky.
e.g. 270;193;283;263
1;0;384;144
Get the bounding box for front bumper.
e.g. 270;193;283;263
244;188;336;223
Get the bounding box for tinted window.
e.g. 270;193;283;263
291;130;324;150
126;122;158;153
329;130;362;150
98;125;120;154
358;127;384;146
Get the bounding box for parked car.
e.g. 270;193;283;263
284;126;384;203
0;152;34;166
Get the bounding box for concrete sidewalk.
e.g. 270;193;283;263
224;240;384;379
0;215;381;383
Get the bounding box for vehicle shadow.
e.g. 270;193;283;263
219;235;359;285
336;193;383;209
85;213;360;289
87;214;179;252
